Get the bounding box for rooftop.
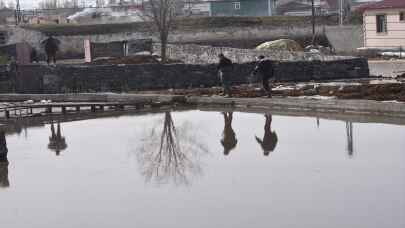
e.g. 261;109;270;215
358;0;405;12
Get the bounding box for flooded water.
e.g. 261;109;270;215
0;110;404;228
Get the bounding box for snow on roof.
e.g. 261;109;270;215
359;0;405;12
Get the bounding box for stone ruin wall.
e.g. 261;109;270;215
154;43;355;64
10;59;369;94
3;23;362;59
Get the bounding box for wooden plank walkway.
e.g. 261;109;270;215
0;101;172;119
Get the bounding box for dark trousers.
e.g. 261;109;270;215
219;69;232;96
263;77;272;96
46;53;56;64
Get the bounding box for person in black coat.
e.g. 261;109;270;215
217;53;233;97
252;55;276;98
0;131;9;188
41;35;60;65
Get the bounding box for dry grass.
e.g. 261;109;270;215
21;16;337;36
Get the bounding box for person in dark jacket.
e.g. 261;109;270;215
30;48;39;63
41;35;60;65
255;114;278;156
252;55;276;98
221;112;237;156
0;131;9;188
217;53;233;97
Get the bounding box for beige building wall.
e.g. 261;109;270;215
363;8;405;49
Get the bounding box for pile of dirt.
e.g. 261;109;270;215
255;39;303;52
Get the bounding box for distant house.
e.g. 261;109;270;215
276;0;351;16
276;0;320;16
24;8;81;25
210;0;277;16
0;8;15;25
183;1;211;16
361;0;405;49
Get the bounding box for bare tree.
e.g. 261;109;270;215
38;0;59;9
143;0;180;63
61;0;80;8
96;0;105;7
39;0;80;9
71;0;79;8
137;112;209;186
7;0;14;9
0;0;6;9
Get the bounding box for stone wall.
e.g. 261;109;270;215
155;43;354;64
8;58;369;93
324;26;364;54
4;23;362;59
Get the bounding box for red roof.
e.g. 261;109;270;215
359;0;405;12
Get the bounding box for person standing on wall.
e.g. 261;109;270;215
41;35;61;65
252;55;276;98
217;53;233;97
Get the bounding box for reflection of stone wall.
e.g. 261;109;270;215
11;59;369;93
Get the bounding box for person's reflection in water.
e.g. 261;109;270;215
256;114;278;156
221;112;238;156
346;121;354;157
48;121;67;156
0;131;9;188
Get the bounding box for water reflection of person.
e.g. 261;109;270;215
0;131;9;188
48;121;67;156
255;114;278;156
221;112;238;156
346;121;354;157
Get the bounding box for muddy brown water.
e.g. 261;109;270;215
0;110;404;228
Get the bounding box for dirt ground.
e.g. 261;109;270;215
137;78;405;102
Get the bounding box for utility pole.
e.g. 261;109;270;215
14;0;21;25
339;0;343;26
311;0;315;45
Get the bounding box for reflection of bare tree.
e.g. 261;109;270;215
137;112;209;186
346;121;354;157
48;121;67;156
221;112;238;156
256;114;278;156
0;131;9;188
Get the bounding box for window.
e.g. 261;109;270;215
400;12;405;22
0;31;6;45
376;14;387;33
234;2;240;10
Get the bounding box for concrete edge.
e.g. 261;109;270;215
186;96;405;118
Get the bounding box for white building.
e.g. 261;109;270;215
362;0;405;49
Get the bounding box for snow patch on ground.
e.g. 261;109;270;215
297;95;336;100
369;79;400;84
